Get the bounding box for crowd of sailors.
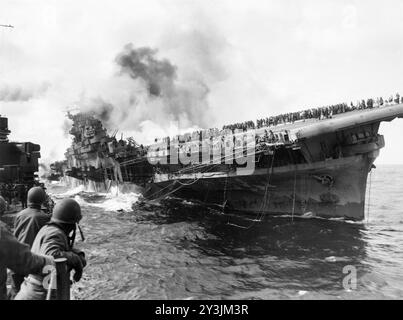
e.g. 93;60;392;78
154;93;401;146
0;183;54;213
254;93;400;130
223;120;255;131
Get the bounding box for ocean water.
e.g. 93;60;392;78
47;165;403;300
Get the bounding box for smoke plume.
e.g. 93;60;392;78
0;82;50;102
38;162;50;179
71;43;214;142
116;45;177;97
85;98;116;123
112;43;210;128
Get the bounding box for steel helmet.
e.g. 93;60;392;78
0;196;6;214
51;198;82;225
27;187;46;205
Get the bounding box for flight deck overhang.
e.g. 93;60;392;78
293;104;403;140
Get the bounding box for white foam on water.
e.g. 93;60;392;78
50;178;142;212
53;185;86;198
90;192;140;212
73;189;140;212
73;194;88;207
324;256;337;262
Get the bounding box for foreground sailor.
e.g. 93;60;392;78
0;197;54;300
14;187;50;246
15;198;86;300
10;187;51;296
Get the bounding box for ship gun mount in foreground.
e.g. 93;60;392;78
0;115;42;206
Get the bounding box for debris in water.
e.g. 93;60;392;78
325;256;337;262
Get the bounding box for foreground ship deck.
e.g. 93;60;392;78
58;104;403;221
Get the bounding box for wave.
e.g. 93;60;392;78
86;191;140;212
51;185;86;198
71;189;140;212
49;178;143;212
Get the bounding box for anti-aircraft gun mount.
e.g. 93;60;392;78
0;115;42;208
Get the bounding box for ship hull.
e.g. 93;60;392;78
147;155;373;220
64;154;373;221
60;105;403;222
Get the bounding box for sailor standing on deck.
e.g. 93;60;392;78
395;93;400;104
16;184;28;209
9;187;51;297
0;196;54;300
15;198;86;300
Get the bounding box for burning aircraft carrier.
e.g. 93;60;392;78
51;96;403;221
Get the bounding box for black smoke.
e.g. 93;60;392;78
116;45;177;97
89;98;115;123
113;43;210;127
78;97;129;131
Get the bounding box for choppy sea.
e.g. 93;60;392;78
47;164;403;300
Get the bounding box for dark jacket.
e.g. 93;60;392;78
29;224;85;284
10;205;51;295
15;223;85;300
0;222;48;300
14;205;50;248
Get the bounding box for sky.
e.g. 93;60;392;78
0;0;403;165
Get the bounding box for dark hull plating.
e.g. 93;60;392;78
147;155;372;220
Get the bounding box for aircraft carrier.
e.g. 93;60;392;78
52;101;403;221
